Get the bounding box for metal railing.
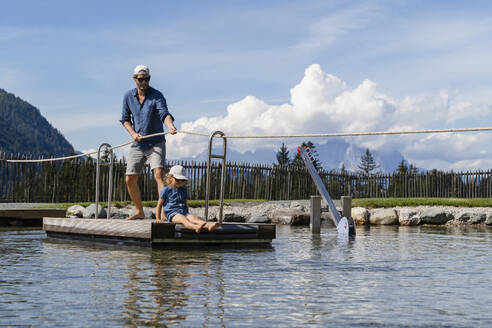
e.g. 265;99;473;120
204;131;227;222
95;143;114;218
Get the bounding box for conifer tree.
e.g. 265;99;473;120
276;143;290;166
396;159;408;175
292;150;304;167
340;163;347;174
357;148;379;175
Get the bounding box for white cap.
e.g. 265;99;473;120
133;65;150;76
169;165;188;180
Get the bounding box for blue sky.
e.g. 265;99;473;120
1;0;492;169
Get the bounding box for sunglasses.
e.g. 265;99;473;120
136;77;150;82
175;178;186;183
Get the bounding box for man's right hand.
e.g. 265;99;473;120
131;132;142;142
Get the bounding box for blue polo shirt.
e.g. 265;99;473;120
120;86;174;148
160;186;188;217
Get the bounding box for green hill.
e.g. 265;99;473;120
0;88;74;157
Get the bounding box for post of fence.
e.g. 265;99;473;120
310;195;321;234
341;196;352;219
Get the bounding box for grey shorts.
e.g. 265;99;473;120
126;141;166;175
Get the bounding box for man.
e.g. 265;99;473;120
120;65;177;220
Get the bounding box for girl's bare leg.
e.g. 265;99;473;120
172;214;206;233
185;213;220;232
185;213;206;225
205;221;221;232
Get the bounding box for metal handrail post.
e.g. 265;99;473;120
205;131;227;222
95;146;102;218
218;135;227;221
95;143;114;219
106;148;114;219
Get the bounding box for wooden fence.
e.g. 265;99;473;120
1;152;492;202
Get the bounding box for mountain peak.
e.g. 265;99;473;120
0;89;74;156
177;138;404;173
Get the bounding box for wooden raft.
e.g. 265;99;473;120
43;218;276;247
0;209;67;227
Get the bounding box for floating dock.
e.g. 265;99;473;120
43;218;276;247
0;209;67;227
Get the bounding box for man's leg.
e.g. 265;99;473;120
149;141;166;195
125;174;145;220
125;144;146;220
153;167;165;194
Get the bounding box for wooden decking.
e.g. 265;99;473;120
0;209;67;227
43;218;276;247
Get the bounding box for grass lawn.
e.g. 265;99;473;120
352;198;492;208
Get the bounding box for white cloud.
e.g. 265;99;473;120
167;64;492;170
295;3;383;50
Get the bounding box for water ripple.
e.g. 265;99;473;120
0;226;491;327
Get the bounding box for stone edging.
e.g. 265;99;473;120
66;201;492;226
353;206;492;226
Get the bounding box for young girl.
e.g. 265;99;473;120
156;165;220;233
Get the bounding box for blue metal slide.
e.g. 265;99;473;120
297;146;356;237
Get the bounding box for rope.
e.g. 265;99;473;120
179;130;209;137
6;132;170;163
5;126;492;163
219;127;492;139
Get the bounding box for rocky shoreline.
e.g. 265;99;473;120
354;206;492;226
67;200;492;227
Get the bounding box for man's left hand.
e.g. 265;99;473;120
169;126;177;134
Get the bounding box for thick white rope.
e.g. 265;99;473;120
5;126;492;163
4;132;170;163
220;126;492;138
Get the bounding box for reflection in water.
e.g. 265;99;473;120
122;251;190;326
150;253;188;325
1;226;491;327
122;248;231;327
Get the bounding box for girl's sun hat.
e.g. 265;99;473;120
169;165;188;180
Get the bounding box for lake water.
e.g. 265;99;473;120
1;224;491;327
